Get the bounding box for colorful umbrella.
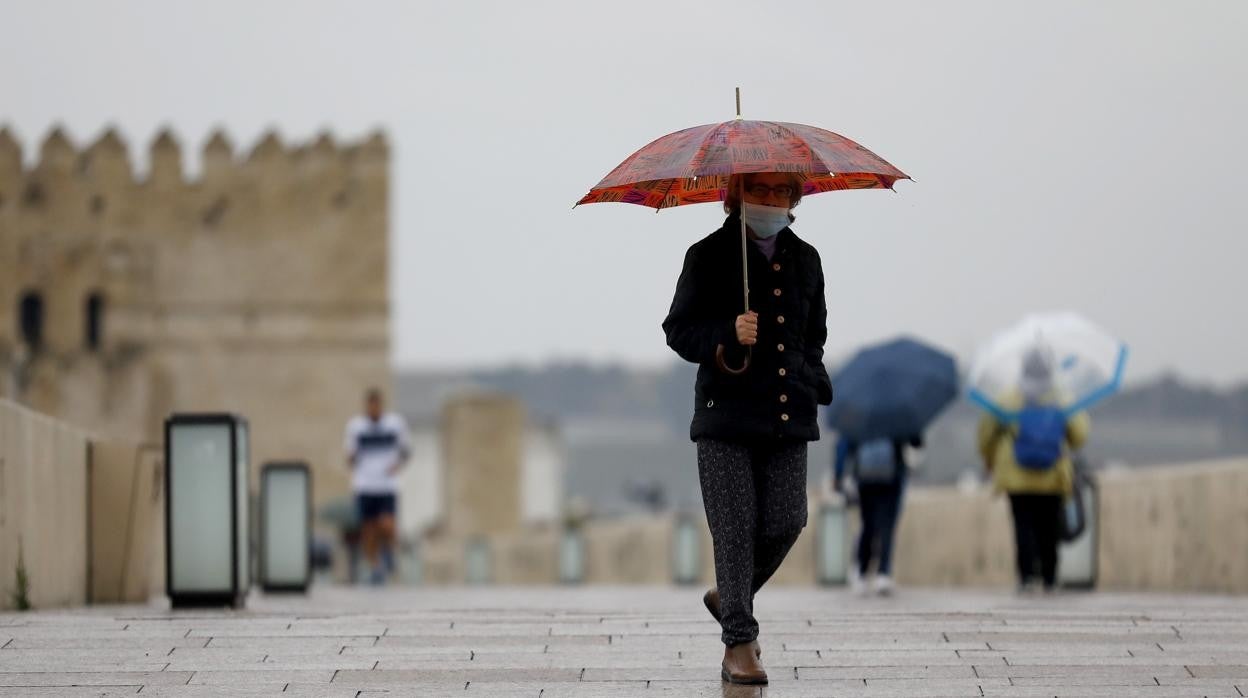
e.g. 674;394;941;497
577;89;910;372
826;337;959;441
968;311;1129;421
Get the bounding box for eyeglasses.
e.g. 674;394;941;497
746;183;795;200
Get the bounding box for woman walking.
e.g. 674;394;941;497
663;171;834;685
978;347;1090;592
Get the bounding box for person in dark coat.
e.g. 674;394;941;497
663;171;834;685
834;434;923;596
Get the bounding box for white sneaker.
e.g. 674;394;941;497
1017;580;1041;596
874;575;896;596
848;568;867;595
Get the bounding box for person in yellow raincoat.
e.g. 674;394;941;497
977;347;1090;592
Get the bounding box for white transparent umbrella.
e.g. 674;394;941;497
968;311;1128;421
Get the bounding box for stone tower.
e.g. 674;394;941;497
0;125;391;504
440;394;525;537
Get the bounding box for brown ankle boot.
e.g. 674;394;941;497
721;642;768;685
703;588;722;622
703;589;762;659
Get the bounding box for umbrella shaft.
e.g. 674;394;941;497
738;176;750;313
740;214;750;312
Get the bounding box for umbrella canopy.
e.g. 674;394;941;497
576;91;909;374
577;118;909;210
968;311;1128;421
825;337;959;441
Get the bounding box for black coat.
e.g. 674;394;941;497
663;214;834;443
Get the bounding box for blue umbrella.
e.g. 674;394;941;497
826;337;959;441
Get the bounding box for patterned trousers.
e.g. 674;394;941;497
697;438;808;646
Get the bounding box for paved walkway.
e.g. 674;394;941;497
3;586;1248;696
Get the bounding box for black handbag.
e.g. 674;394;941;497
1060;456;1090;542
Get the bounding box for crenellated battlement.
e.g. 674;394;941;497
1;122;390;356
0;124;388;190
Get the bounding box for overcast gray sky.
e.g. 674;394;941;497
3;1;1246;385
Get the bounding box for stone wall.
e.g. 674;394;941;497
0;399;90;609
410;459;1248;594
440;395;524;538
88;440;164;603
891;487;1019;588
0;399;163;610
1096;458;1248;594
889;459;1248;593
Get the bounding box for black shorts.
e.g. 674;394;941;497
356;493;397;523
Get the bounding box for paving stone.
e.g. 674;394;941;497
0;648;172;663
780;639;992;651
383;622;555;637
797;664;977;680
0;661;169;673
982;687;1241;697
1008;675;1170;686
200;636;375;651
792;650;972;666
287;622;392;635
757;677;1000;697
0;644;204;654
493;683;751;698
0;671;193;687
580;666;730;681
376;657;690;671
975;663;1193;678
145;687;361;697
996;653;1225;666
457;681;655;697
186;669;336;685
159;648;266;662
340;645;485;658
0;689;141;696
375;633;609;649
334;667;582;683
166;655;377;672
947;631;1180;646
1187;664;1248;678
649;680;797;695
1159;641;1248;652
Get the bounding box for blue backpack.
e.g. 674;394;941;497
855;438;899;484
1013;405;1068;471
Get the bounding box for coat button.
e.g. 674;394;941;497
772;263;781;271
777;315;785;324
779;394;788;403
777;343;784;352
773;288;782;297
778;368;787;377
781;413;790;422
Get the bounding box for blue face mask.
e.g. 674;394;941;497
741;202;791;238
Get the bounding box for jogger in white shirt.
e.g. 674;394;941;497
344;388;410;585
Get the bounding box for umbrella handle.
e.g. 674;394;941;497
715;344;751;375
